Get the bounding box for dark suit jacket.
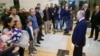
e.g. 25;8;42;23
85;9;90;21
72;19;87;46
18;12;27;30
36;12;42;26
48;7;54;20
91;11;100;26
43;9;50;21
25;26;33;40
1;13;10;22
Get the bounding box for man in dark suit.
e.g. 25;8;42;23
72;10;87;56
89;5;100;41
1;7;10;24
35;7;44;44
49;3;55;29
18;8;27;30
83;3;90;21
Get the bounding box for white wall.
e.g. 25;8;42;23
0;0;14;7
19;0;59;11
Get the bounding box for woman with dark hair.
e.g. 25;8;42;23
3;17;14;34
0;17;16;56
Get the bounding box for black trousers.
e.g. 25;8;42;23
73;46;83;56
52;19;55;29
90;25;99;40
37;26;43;42
18;47;24;56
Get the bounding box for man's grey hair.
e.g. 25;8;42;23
78;10;85;16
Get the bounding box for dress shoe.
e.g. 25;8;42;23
37;41;41;44
64;32;71;35
98;40;100;42
94;39;97;41
41;34;44;36
40;39;44;41
34;44;40;47
88;36;92;38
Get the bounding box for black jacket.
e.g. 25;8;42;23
18;12;27;30
48;7;54;20
1;13;10;22
36;12;42;26
85;9;90;21
43;9;50;21
91;11;100;26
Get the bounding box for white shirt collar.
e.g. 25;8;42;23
79;17;85;22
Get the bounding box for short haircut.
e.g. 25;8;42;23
29;8;34;12
10;7;16;11
78;10;85;16
26;19;32;24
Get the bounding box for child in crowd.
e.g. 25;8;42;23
26;20;34;56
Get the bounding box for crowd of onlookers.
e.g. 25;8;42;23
0;2;100;56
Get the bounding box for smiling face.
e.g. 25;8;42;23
95;5;100;12
30;9;36;16
11;8;17;15
8;19;14;27
14;21;22;29
6;7;10;13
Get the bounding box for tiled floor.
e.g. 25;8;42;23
33;28;100;56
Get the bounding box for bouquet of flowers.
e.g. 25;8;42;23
1;28;23;46
9;28;23;43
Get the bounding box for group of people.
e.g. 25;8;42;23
0;2;100;56
0;4;44;56
42;3;74;34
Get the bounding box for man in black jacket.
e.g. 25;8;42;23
35;7;44;44
1;7;10;24
49;3;55;29
89;5;100;41
18;8;27;30
83;3;90;21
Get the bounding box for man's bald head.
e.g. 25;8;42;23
5;6;10;13
77;10;85;20
29;8;36;16
83;3;88;9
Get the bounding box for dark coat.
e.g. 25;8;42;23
85;9;90;21
72;19;87;46
63;10;70;20
25;26;33;40
36;12;42;26
1;13;10;22
43;9;50;21
48;7;55;20
18;12;27;30
90;11;100;26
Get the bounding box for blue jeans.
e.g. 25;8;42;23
65;19;70;33
55;19;63;30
